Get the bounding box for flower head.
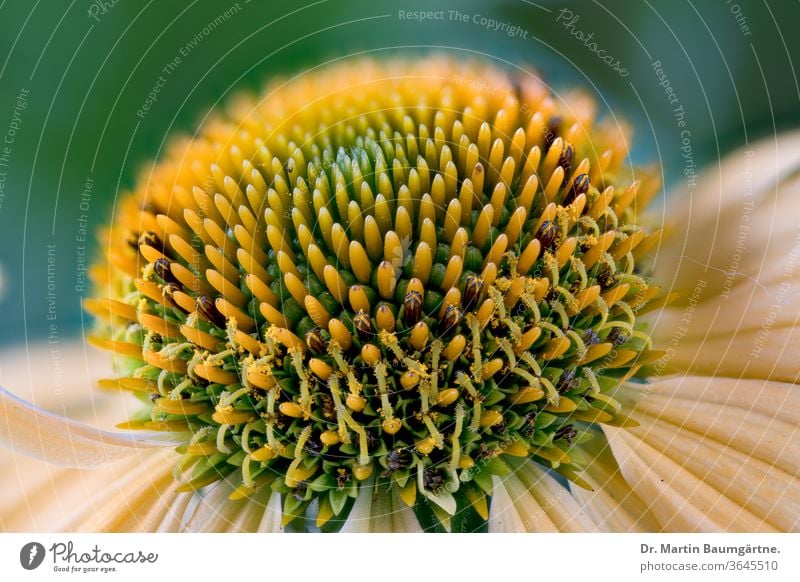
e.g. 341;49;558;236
85;57;662;531
4;58;795;534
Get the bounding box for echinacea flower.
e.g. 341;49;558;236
1;57;798;532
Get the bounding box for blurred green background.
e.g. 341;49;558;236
0;0;798;345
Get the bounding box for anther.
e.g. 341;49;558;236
462;274;483;311
564;173;590;205
196;295;226;328
354;310;374;340
404;290;422;325
305;328;327;355
153;258;178;284
535;220;560;251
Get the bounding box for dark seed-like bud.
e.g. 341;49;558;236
423;467;446;492
522;410;538;438
304;439;322;457
441;304;462;335
557;369;577;394
386;448;412;471
403;290;422;325
607;327;629;346
535;220;560;250
354;310;374;340
138;230;162;249
544;116;561;150
558;144;574;174
336;467;350;489
564;173;589;205
597;267;617;290
291;480;308;501
153;258;178;284
196;295;226;328
162;282;184;311
306;327;327;354
554;424;577;444
462;274;483;311
583;328;600;346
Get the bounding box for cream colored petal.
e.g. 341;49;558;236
389;488;423;533
652;266;800;382
487;476;528;533
257;492;284;532
648;132;800;381
1;340;111;412
64;448;187;532
568;435;660;532
369;483;399;532
182;475;276;533
367;485;422;533
1;447;183;532
608;377;800;532
0;340;146;436
336;480;421;532
156;489;194;532
488;463;597;532
339;481;374;533
0;386;179;467
654;130;800;300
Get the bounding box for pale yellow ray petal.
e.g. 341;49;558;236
369;484;396;532
654;130;800;300
619;376;800;425
624;417;797;531
256;492;284;532
651;260;800;382
568;436;660;532
65;448;186;532
339;482;374;533
489;468;595;532
0;340;114;412
506;459;597;532
629;395;799;475
654;319;800;383
389;487;423;533
182;475;271;532
0;387;179;467
609;376;800;531
156;490;194;532
487;476;529;533
1;448;180;532
605;429;732;531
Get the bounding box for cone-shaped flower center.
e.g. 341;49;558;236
88;57;662;531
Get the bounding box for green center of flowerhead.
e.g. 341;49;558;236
89;58;663;531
